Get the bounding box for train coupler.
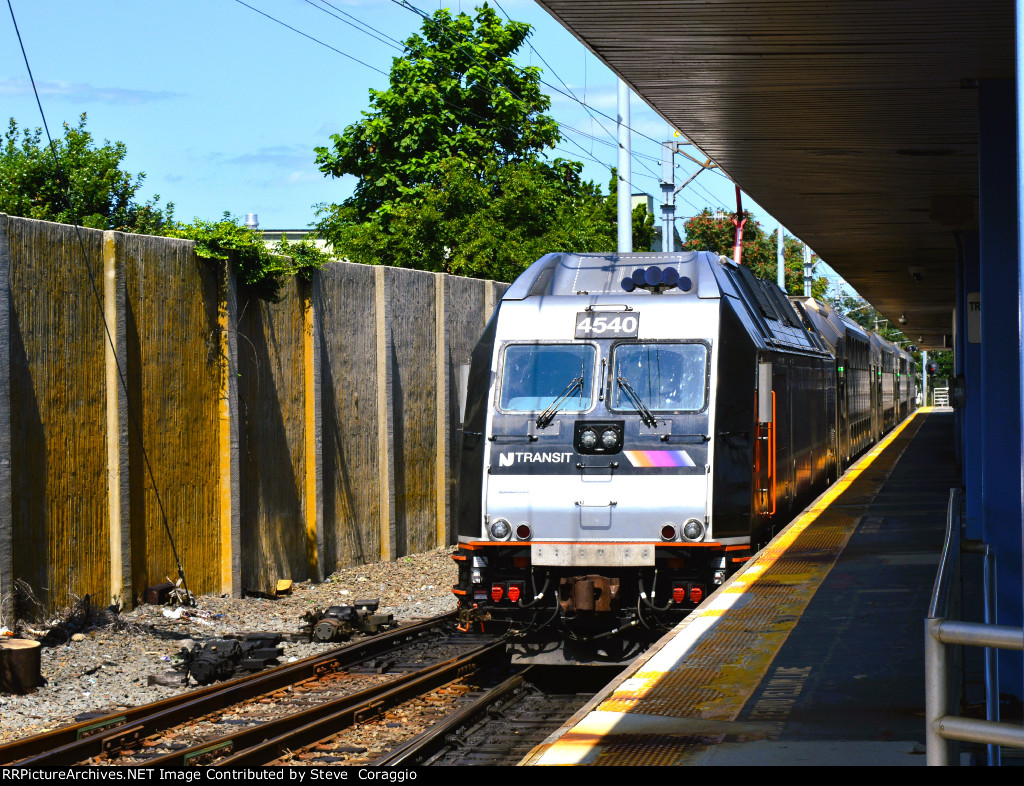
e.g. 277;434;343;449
456;604;490;633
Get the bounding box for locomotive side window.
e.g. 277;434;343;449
610;342;708;412
498;343;596;412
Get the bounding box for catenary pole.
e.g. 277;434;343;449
617;79;631;253
777;221;785;290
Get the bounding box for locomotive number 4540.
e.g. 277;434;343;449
574;312;640;338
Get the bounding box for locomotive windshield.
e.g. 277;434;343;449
499;343;596;412
610;342;708;412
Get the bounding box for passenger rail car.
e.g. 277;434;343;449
453;252;912;660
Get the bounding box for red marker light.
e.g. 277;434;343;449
491;583;504;602
689;585;704;604
508;583;522;603
672;585;688;604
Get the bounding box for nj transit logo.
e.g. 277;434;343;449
499;451;573;467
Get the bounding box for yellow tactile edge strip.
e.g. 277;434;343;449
528;408;930;766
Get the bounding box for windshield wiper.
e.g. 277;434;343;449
616;376;658;428
535;376;584;429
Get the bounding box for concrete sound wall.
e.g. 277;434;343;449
0;214;502;614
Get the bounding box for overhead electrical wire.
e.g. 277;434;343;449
400;0;733;208
301;0;404;51
233;0;389;76
233;0;654;195
5;0;193;604
379;0;656;194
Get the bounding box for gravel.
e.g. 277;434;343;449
0;547;459;746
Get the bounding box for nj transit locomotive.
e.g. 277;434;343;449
452;251;914;660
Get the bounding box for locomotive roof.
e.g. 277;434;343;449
502;251;831;357
501;251;717;300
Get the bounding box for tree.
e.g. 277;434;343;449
315;4;650;280
0;114;170;233
681;208;829;299
315;4;561;222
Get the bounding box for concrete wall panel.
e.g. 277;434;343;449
122;232;221;601
442;276;488;545
316;262;381;573
384;267;438;557
7;217;109;610
0;216;506;610
237;279;309;593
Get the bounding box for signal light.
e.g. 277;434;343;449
491;583;504;602
516;523;532;540
672;584;688;604
508;582;523;603
661;524;677;541
621;276;637;292
689;584;704;604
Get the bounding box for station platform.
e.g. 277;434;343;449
524;407;957;766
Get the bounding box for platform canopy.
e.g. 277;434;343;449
536;1;1014;349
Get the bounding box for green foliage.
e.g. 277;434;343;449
315;4;561;222
316;4;653;281
273;233;335;281
166;215;329;302
925;351;955;384
1;116;329;301
322;158;613;280
0;114;172;232
681;208;829;299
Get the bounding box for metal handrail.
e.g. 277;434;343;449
926;488;1024;765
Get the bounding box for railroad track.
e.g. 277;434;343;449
2;613;623;768
375;665;619;767
0;612;497;767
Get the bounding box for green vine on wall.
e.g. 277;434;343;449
165;214;330;302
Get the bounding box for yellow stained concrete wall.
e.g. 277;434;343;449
120;231;222;602
0;216;508;611
7;217;110;610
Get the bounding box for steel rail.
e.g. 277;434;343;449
374;667;534;766
197;639;508;767
1;612;458;767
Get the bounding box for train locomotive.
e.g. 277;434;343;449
452;251;915;661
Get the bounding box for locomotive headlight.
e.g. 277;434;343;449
488;518;512;541
579;429;598;449
682;518;707;542
600;428;620;449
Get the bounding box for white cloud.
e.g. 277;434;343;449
0;78;181;104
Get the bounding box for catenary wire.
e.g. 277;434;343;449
5;0;193;603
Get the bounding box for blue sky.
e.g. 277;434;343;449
2;0;849;295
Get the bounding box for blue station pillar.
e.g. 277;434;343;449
956;231;982;540
977;78;1023;698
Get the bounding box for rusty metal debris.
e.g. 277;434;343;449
177;633;284;685
302;600;394;642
